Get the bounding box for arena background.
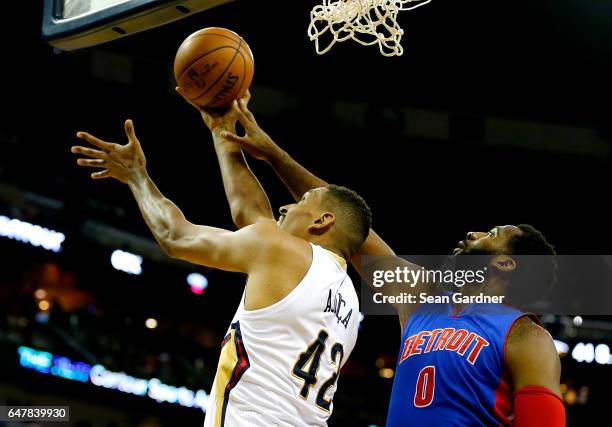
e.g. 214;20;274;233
1;1;611;426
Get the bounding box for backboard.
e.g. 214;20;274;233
42;0;234;51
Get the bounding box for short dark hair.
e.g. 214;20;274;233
321;184;372;257
506;224;558;303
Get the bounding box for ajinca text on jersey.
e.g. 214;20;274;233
324;289;353;329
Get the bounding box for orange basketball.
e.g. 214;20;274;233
174;27;254;108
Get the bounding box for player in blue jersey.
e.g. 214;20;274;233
177;94;566;426
382;228;564;427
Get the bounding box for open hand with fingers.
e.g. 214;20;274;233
219;96;283;162
71;119;147;184
176;87;251;133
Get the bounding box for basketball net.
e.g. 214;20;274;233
308;0;431;57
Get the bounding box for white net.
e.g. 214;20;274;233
308;0;431;57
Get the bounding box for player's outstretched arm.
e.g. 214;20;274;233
70;119;270;273
506;317;565;427
222;102;425;320
176;88;274;228
218;103;326;202
220;102;388;261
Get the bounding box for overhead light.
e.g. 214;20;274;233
572;342;595;363
553;339;569;356
145;318;157;329
111;250;142;275
595;344;612;365
378;368;394;379
187;273;208;295
0;215;65;252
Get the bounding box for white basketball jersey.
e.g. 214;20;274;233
203;243;359;427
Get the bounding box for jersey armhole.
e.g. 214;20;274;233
241;243;315;316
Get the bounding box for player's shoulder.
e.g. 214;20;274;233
239;220;312;259
507;316;551;345
505;316;557;364
505;316;561;393
239;219;280;235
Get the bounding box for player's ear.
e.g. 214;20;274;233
309;212;335;234
490;255;517;273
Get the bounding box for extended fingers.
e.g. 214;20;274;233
124;119;138;142
76;131;113;151
71;146;106;158
232;100;254;128
72;144;107;168
240;90;251;106
220;130;247;145
91;169;111;180
76;158;106;168
237;97;256;123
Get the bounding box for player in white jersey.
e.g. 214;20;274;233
205;243;358;427
71;98;372;426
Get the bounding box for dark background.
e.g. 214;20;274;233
1;0;611;426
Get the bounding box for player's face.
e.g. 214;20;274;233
453;225;523;255
277;188;327;238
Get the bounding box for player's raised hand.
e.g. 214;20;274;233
220;94;282;162
176;86;250;132
71;119;147;184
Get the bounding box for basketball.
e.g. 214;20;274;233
174;27;254;108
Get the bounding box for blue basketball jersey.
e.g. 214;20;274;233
386;300;534;426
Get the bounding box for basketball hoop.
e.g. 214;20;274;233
308;0;431;57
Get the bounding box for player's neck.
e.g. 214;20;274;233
312;239;348;262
